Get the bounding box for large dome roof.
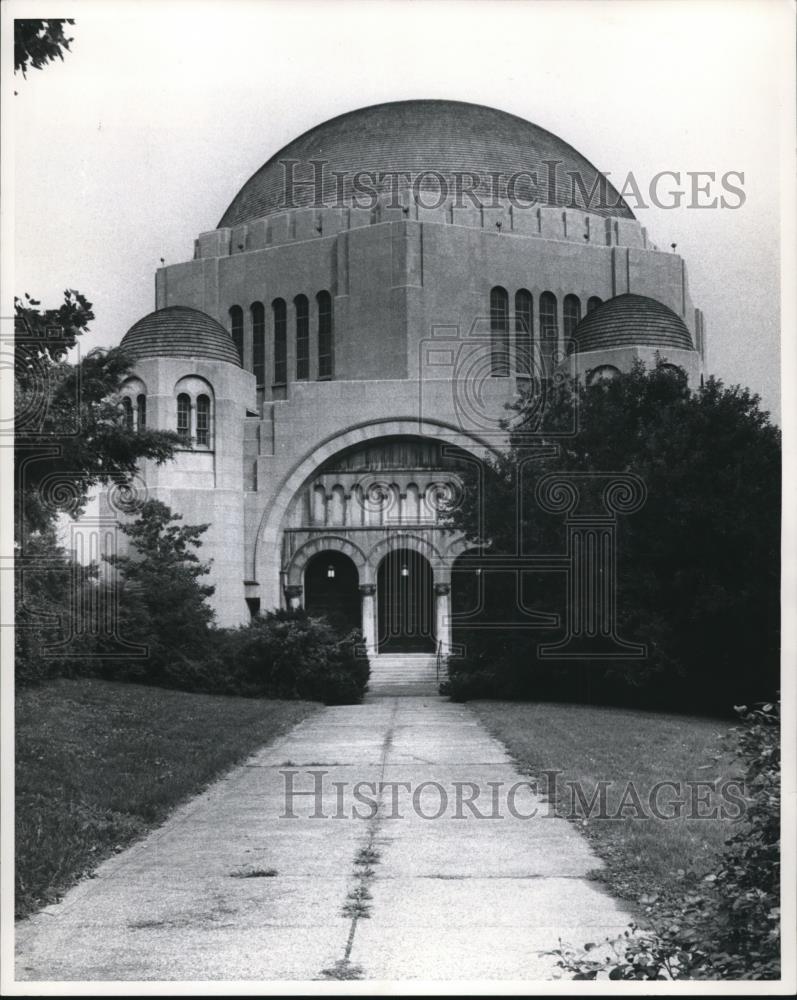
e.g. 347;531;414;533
218;100;634;228
120;306;241;366
574;294;694;353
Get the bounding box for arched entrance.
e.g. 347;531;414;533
304;551;360;633
377;548;435;652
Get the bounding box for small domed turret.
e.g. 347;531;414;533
574;294;694;353
120;306;241;366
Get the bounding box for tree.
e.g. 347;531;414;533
14;19;74;77
446;360;781;712
15;291;179;536
103;500;216;682
14;291;180;684
12;26;181;682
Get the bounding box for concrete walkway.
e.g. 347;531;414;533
16;697;631;982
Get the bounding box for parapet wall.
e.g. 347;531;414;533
194;195;655;261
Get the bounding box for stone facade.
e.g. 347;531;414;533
111;101;705;647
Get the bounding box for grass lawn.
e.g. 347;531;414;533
15;678;318;919
471;701;741;910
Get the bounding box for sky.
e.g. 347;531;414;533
7;0;793;420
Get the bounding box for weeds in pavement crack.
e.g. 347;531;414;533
318;702;399;980
319;958;364;980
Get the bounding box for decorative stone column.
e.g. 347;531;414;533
359;584;377;656
434;582;451;656
284;584;303;611
360;583;377;656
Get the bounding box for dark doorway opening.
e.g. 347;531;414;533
304;552;360;633
377;548;435;652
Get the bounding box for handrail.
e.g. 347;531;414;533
436;640;442;683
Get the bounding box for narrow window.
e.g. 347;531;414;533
317;290;333;380
540;292;558;339
490;287;509;376
136;394;146;429
587;296;603;313
229;305;244;364
196;394;211;447
515;289;533;375
177;393;191;443
273;298;287;385
563;294;581;355
295;294;309;381
122;396;134;432
540;292;558;374
251;302;265;387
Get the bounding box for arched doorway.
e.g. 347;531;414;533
377;548;435;652
304;551;360;633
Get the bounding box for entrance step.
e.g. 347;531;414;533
367;654;445;696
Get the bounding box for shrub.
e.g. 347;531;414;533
440;650;497;700
214;610;370;705
441;668;495;701
102;500;216;683
442;634;661;708
703;700;780;977
550;702;780;980
444;624;731;714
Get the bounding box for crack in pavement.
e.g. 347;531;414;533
16;698;634;982
319;701;399;980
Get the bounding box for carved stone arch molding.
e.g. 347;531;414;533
366;532;448;583
444;535;477;564
120;374;147;395
285;535;370;589
173;373;215;397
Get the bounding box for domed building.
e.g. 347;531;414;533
112;100;705;680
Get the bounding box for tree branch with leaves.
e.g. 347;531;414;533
14;19;75;77
15;291;181;537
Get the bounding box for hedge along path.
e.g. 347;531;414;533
15;698;632;982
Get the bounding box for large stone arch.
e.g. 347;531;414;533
285;535;369;588
253;417;496;609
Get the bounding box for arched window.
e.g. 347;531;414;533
177;393;191;442
295;294;309;381
563;294;581;355
196;394;211;447
317;291;333;380
251;302;265;388
174;377;214;450
489;286;509;376
515;289;533;376
587;296;603;313
587;364;621;386
136;394;146;429
122;396;134;432
540;292;558;341
272;298;287;385
229;305;244;364
539;292;558;372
